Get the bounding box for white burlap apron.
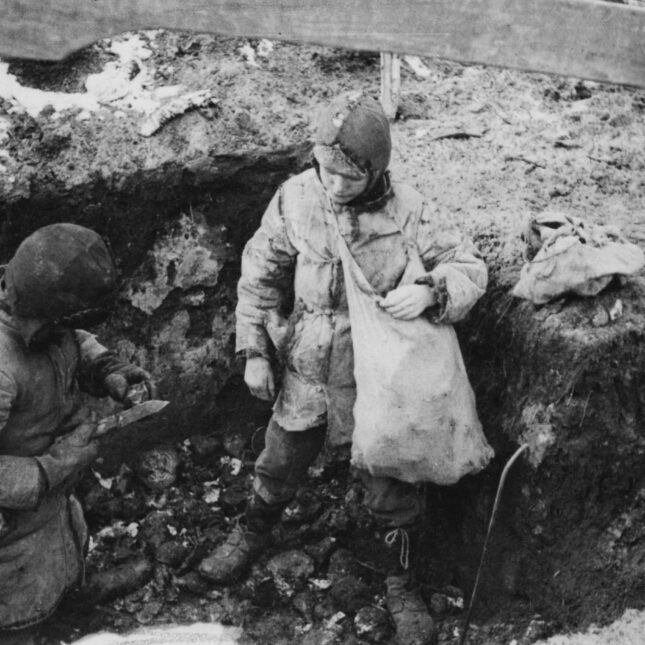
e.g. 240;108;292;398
336;227;493;485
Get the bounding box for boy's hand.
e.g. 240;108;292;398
378;284;437;320
245;356;275;401
104;364;157;406
36;419;100;491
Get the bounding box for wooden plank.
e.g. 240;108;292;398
1;0;645;88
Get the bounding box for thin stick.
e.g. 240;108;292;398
578;391;592;428
459;443;530;645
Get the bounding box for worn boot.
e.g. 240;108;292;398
382;526;437;645
198;496;282;583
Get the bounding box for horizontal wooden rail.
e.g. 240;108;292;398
1;0;645;87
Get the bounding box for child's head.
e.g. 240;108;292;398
313;92;391;204
3;223;117;346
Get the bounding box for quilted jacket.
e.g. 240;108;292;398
236;169;487;445
0;307;109;629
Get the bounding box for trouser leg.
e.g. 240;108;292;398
199;419;326;583
0;627;37;645
252;418;327;510
358;469;436;644
358;469;422;529
356;469;424;575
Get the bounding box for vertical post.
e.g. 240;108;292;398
380;52;401;120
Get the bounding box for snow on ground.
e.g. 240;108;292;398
534;608;645;645
70;622;242;645
0;33;185;120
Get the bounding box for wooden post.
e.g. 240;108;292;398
380;52;401;120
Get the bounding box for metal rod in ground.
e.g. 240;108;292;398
458;443;530;645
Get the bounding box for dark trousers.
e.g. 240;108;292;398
252;418;422;527
0;628;36;645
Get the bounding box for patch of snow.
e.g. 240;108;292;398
0;33;194;123
108;34;152;62
238;42;259;67
203;481;221;504
403;55;431;79
69;622;242;644
94;521;139;540
535;608;645;645
256;39;274;59
220;456;242;476
93;469;115;490
0;62;100;118
0;116;11;144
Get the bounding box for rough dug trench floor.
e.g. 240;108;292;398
1;30;645;645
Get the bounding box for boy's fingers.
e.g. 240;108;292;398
386;300;425;319
383;291;419;308
248;374;274;400
390;308;415;320
105;372;128;400
383;299;412;314
255;386;273;401
381;298;402;311
381;292;404;307
71;421;97;444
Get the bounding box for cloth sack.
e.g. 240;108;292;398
336;228;493;485
512;212;645;305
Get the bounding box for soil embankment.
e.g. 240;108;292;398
1;31;645;644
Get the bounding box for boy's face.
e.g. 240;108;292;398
319;160;370;205
12;315;65;350
0;279;59;349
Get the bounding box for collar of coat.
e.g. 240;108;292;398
312;160;394;213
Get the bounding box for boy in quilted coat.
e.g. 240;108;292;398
200;92;488;644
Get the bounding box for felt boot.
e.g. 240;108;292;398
382;526;437;645
198;495;282;583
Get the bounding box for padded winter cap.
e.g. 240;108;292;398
313;91;392;176
4;223;117;320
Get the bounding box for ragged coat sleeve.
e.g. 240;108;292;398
236;186;298;358
75;329;118;397
0;370;44;510
415;202;488;324
0;332;110;511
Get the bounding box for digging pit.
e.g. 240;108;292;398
2;31;645;645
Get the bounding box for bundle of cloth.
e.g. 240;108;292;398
512;211;645;304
